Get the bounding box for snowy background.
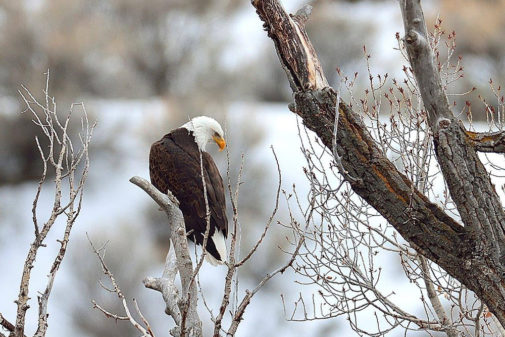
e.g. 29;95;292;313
1;0;505;336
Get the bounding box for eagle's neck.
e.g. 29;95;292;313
182;126;207;151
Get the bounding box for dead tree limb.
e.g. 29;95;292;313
129;176;202;337
9;72;94;337
89;237;156;337
143;246;182;330
251;0;505;327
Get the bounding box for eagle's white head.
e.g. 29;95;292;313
183;116;226;152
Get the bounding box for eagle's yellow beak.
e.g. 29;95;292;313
212;135;226;151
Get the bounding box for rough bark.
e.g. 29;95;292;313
400;0;505;325
251;0;505;327
0;314;17;336
466;130;505;153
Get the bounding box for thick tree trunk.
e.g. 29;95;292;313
251;0;505;327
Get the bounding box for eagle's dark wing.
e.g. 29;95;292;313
202;151;228;238
149;131;227;262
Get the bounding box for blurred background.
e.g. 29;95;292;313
0;0;504;336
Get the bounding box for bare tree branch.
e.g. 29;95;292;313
129;176;202;337
89;236;155;337
399;0;452;128
10;71;94;337
0;314;17;336
399;0;505;326
143;244;182;330
235;147;281;267
226;233;303;337
252;0;505;331
418;255;459;337
466;130;505;153
252;0;463;281
210;146;305;337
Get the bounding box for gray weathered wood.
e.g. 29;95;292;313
399;0;452;129
130;176;202;337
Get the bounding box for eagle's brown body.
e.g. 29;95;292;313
149;128;228;263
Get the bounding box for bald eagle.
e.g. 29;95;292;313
149;116;228;265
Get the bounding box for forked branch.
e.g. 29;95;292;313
253;0;505;329
90;176;202;337
88;236;156;337
129;176;202;337
399;0;505;326
399;0;452;128
10;72;94;337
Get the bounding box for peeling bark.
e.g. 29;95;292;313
466;130;505;153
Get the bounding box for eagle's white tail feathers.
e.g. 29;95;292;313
205;231;227;266
204;253;220;266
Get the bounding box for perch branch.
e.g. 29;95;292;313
143;244;182;328
130;176;202;337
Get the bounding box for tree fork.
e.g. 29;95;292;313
252;0;505;326
400;0;505;325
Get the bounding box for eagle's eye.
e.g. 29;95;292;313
212;132;226;151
